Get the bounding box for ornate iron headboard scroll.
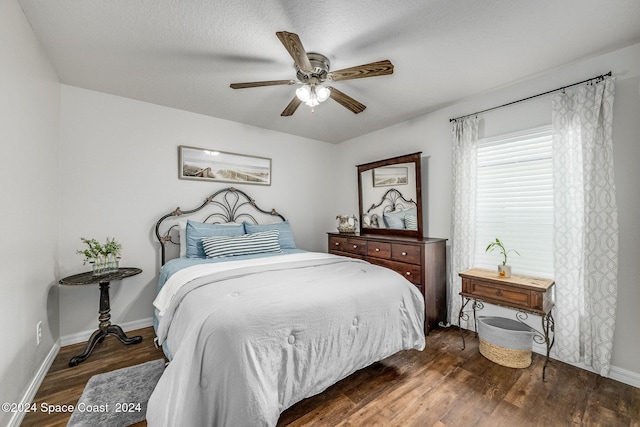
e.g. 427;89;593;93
365;188;416;214
155;187;286;265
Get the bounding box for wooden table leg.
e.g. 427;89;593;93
68;281;142;366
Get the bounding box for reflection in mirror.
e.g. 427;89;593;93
357;152;423;238
361;164;417;229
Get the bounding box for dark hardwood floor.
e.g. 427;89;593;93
22;326;639;426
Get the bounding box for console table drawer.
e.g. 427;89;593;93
367;242;391;259
463;279;530;309
391;243;421;265
329;235;367;256
368;258;422;286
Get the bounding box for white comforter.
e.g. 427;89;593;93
147;252;425;427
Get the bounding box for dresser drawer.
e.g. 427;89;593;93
329;235;367;256
367;241;391;259
368;258;422;286
391;243;421;265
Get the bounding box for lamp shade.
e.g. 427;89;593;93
295;85;311;102
316;85;330;102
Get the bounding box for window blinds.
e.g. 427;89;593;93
473;126;554;278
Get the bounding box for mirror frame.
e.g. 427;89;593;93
357;152;423;238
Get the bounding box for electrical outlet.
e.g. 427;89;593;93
36;321;42;346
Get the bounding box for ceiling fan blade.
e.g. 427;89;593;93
328;87;366;114
230;79;295;89
276;31;313;72
328;60;394;82
281;96;302;116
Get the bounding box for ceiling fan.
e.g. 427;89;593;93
230;31;394;116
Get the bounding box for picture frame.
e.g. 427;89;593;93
372;166;408;187
178;145;271;186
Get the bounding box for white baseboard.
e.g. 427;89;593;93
60;317;154;346
609;366;640;389
8;340;60;427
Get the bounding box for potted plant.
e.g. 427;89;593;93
77;237;122;276
485;237;519;277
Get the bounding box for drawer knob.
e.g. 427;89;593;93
495;289;503;296
353;244;358;249
405;272;411;276
334;242;340;246
402;251;407;256
375;248;380;252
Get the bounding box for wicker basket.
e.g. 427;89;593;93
477;316;534;368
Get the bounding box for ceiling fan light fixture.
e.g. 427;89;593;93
296;84;330;107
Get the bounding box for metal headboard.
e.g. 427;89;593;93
365;188;416;214
155;187;286;265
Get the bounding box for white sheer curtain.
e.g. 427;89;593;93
448;117;479;327
552;77;618;376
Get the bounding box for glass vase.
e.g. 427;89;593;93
92;254;119;276
498;264;512;278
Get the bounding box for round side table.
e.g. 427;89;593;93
59;267;143;366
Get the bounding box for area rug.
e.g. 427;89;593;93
67;359;165;427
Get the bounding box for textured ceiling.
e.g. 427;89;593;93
17;0;640;143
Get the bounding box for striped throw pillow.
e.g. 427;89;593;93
201;230;281;258
404;215;418;230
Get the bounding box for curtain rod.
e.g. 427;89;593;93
449;71;612;122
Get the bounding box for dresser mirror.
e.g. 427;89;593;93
357;152;423;238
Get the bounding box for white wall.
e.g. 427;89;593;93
0;0;61;425
57;86;338;337
337;43;640;380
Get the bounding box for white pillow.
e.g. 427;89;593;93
179;220;187;258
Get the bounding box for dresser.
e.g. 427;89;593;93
327;232;447;334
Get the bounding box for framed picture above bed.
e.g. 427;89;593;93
178;145;272;186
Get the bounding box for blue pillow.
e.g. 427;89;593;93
185;220;245;258
383;210;405;228
244;221;297;249
383;207;417;229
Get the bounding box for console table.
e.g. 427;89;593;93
59;267;143;366
458;268;555;380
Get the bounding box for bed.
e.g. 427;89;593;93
146;187;426;426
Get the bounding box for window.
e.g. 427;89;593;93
473;126;554;278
